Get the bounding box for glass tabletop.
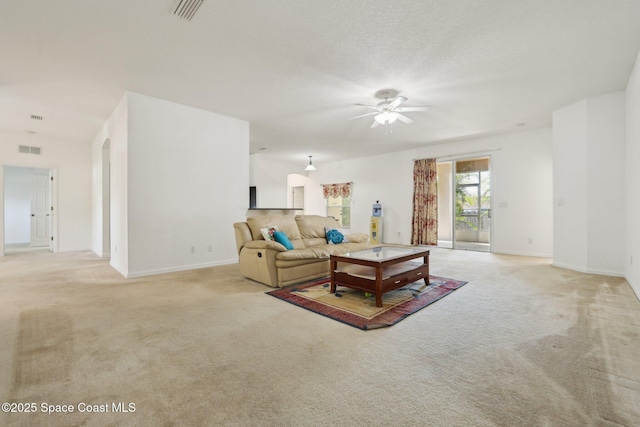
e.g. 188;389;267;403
336;246;429;262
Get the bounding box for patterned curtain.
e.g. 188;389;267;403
411;159;438;245
322;182;352;199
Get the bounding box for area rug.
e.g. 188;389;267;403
266;276;468;330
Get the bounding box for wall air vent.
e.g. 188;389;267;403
173;0;204;21
19;145;42;155
30;114;44;121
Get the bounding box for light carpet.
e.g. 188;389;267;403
1;248;639;426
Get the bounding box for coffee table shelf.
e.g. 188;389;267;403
330;246;430;307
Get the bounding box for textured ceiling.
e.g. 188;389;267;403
2;0;640;165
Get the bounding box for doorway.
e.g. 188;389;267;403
3;165;53;254
291;186;304;211
437;157;491;252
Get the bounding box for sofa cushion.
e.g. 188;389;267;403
344;233;369;243
313;242;372;255
274;258;330;268
275;247;330;261
246;215;304;249
303;237;328;247
243;240;288;251
295;215;341;239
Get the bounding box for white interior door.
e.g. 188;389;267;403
292;186;304;210
30;175;51;247
49;169;54;252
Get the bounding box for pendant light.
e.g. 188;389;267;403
305;155;317;171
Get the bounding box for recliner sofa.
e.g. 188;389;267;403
233;214;371;287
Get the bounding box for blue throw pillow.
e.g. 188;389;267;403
325;228;344;244
273;231;294;250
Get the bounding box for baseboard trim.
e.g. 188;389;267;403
57;247;91;253
125;259;237;279
552;262;625;278
491;249;553;258
91;248;111;259
626;275;640;301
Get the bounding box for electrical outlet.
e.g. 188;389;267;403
208;244;213;252
190;246;195;254
631;255;634;265
528;238;533;244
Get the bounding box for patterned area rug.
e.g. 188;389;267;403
266;276;468;330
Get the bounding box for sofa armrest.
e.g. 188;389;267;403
233;222;254;255
244;240;288;252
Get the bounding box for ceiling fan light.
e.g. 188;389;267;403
374;111;398;124
374;112;388;124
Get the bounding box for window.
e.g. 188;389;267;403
327;196;351;228
322;182;352;228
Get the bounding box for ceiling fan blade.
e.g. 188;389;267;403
354;103;380;110
348;111;380;120
396;113;413;124
389;96;407;109
396;106;430;112
370;120;380;128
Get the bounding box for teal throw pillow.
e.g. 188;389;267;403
325;228;344;244
325;226;349;244
273;231;294;250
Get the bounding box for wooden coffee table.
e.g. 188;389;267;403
330;246;430;307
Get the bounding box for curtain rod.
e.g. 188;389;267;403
320;181;353;185
414;147;502;161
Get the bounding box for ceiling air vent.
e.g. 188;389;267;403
30;114;44;121
19;145;42;155
173;0;204;21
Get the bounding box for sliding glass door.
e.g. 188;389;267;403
437;157;491;252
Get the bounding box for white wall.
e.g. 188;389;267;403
626;49;640;297
0;132;92;254
287;173;320;213
553;92;626;276
293;172;325;215
93;92;250;277
307;150;415;239
125;92;249;277
250;153;300;208
101;141;110;257
587;92;626;274
305;127;554;255
553;100;589;270
92;94;128;274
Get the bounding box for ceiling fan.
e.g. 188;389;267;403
349;89;430;129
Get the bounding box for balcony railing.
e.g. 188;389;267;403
455;213;490;232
